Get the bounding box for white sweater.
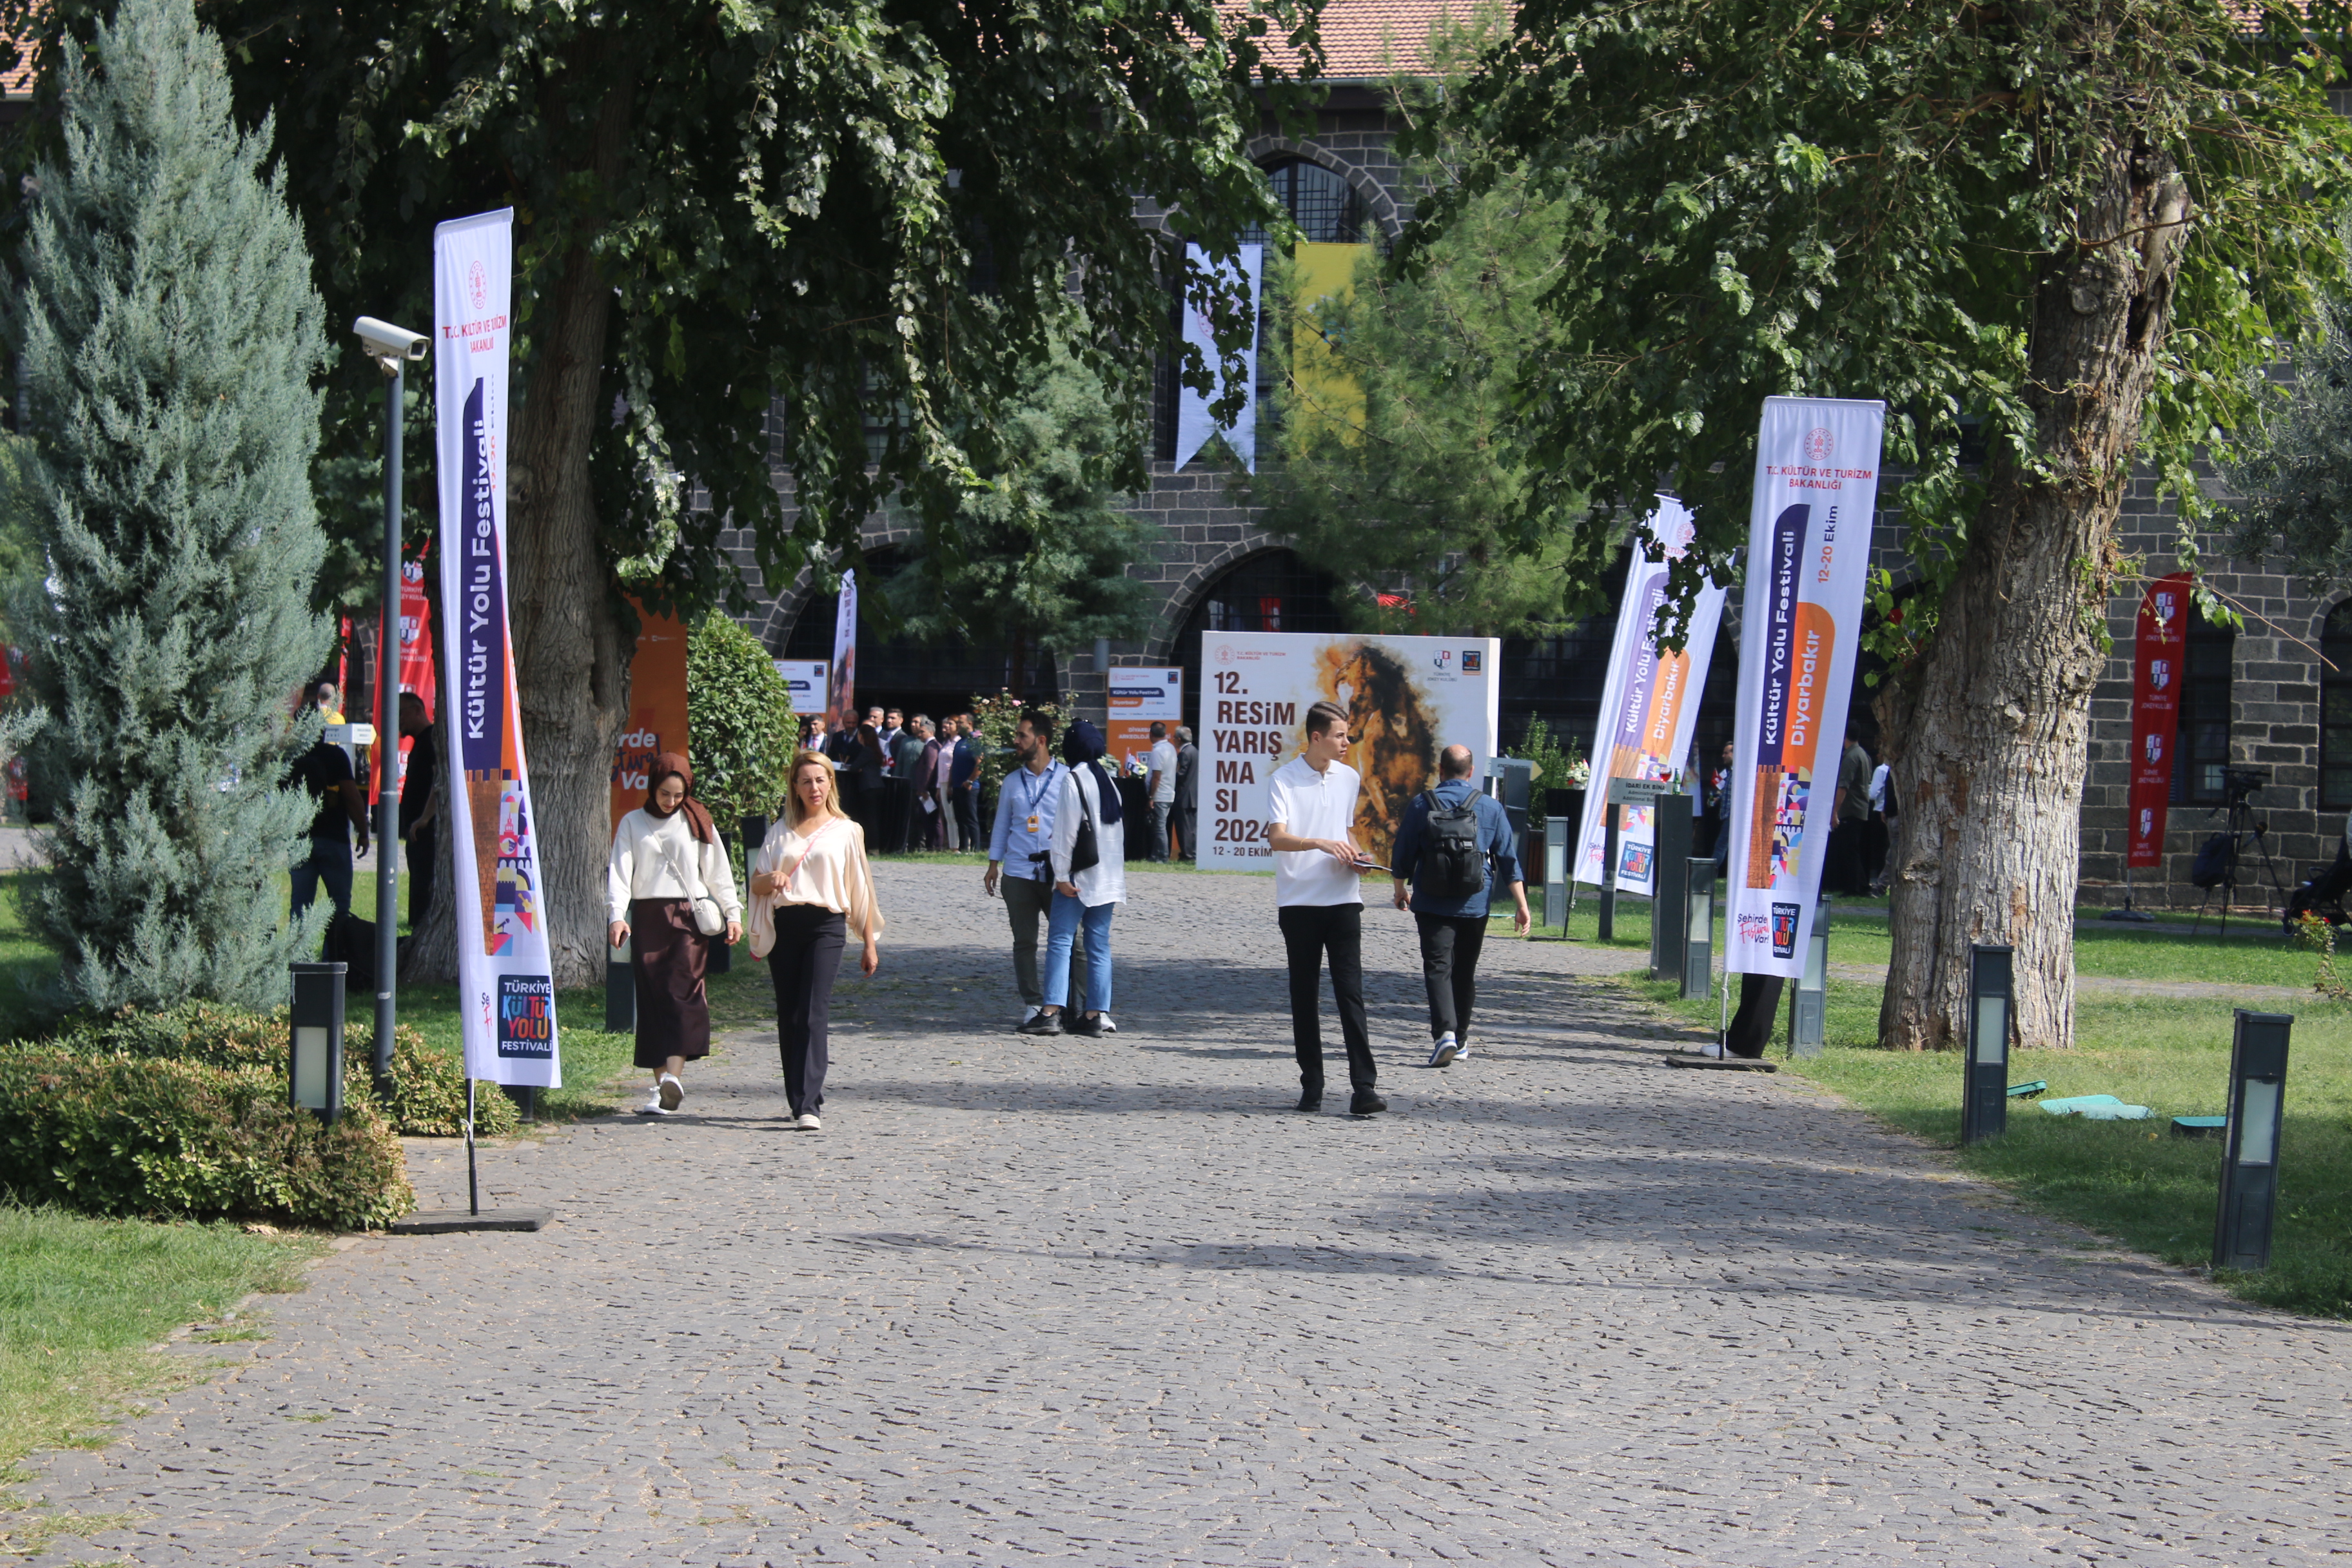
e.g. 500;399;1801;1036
1049;762;1127;908
606;808;743;924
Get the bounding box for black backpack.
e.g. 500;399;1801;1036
1420;790;1489;898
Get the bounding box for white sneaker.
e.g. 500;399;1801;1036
1021;1005;1041;1026
636;1091;671;1116
1425;1033;1459;1068
1099;1015;1117;1034
796;1112;822;1131
1453;1039;1471;1061
658;1073;684;1112
1685;1040;1729;1059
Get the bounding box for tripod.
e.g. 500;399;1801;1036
2193;789;2291;941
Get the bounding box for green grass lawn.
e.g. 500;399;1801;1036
1616;932;2352;1317
0;1206;327;1554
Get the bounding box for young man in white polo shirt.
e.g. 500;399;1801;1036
1266;700;1385;1117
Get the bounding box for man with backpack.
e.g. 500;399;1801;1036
1389;745;1531;1068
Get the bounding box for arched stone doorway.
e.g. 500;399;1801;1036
1171;549;1346;735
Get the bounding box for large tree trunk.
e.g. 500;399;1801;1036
403;72;636;990
1877;138;2189;1052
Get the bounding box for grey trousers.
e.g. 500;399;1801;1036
1003;873;1088;1008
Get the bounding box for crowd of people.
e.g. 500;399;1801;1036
601;701;1531;1129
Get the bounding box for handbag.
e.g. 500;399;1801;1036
660;834;727;937
749;819;841;959
1067;765;1101;875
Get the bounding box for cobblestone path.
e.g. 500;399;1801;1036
23;863;2350;1565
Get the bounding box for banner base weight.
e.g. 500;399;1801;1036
389;1208;553;1235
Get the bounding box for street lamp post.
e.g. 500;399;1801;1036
2213;1010;2292;1272
353;317;427;1086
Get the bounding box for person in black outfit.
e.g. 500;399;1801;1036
291;726;368;929
397;692;438;928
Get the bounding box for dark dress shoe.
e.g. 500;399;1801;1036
1349;1089;1387;1117
1295;1089;1323;1113
1017;1012;1064;1036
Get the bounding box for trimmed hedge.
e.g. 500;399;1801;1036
0;1001;536;1228
0;1047;413;1229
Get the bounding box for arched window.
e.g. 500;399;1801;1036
1244;159;1370;244
2323;602;2352;808
2174;610;2235;805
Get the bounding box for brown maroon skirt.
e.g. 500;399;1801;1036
631;897;711;1070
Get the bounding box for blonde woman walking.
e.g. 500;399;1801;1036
749;749;884;1130
607;753;742;1115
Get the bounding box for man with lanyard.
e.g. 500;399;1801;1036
983;709;1088;1028
1266;700;1384;1117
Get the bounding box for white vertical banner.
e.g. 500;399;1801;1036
825;569;858;730
433;208;561;1088
1723;397;1887;977
1574;497;1727;892
1174;241;1262;472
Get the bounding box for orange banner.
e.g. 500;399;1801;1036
612;603;690;830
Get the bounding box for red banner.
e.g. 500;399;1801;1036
2126;573;2191;869
366;551;440;803
612;602;691;830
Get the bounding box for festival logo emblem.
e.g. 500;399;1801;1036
1771;901;1800;959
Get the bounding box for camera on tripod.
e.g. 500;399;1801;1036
2222;766;2269;805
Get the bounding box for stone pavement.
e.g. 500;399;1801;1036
20;862;2351;1565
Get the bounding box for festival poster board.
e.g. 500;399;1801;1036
774;659;828;718
1107;667;1183;773
1721;397;1886;978
433;207;560;1088
1573;497;1728;893
1198;632;1500;871
2126;574;2192;869
611;603;691;830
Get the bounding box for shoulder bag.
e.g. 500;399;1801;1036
1066;765;1101;875
660;832;728;937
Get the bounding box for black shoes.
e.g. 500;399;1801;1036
1017;1012;1063;1036
1296;1089;1322;1113
1067;1012;1105;1038
1349;1090;1387;1118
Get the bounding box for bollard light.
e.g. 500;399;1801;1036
289;961;347;1125
1650;796;1692;983
1598;801;1620;940
1681;858;1714;1001
1541;816;1569;938
2213;1010;2292;1273
1789;896;1830;1057
1961;943;2014;1143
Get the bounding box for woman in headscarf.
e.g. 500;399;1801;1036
607;753;742;1115
1028;719;1126;1038
746;749;884;1131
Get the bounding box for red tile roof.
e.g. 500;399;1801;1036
1248;0;1473;81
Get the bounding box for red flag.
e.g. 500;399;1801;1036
2126;574;2191;869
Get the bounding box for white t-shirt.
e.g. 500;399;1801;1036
1868;763;1890;812
1148;739;1179;803
1266;755;1364;908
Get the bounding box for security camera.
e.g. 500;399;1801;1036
353;316;427;362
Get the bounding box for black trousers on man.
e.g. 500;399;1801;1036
1414;911;1487;1043
1277;903;1376;1091
406;822;436;930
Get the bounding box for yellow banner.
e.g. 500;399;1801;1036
1291;242;1368;443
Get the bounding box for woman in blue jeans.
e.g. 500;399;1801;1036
1032;720;1126;1038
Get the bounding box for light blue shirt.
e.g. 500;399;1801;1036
989;761;1070;880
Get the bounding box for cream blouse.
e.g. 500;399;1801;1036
747;813;884;956
606;807;743;925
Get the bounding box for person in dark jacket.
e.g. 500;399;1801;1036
1389;745;1531;1068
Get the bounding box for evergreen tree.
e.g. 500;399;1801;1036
881;311;1158;683
10;0;333;1012
1250;9;1591;639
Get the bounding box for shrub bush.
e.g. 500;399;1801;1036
57;1002;520;1139
0;1046;413;1230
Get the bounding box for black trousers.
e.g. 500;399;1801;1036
954;786;982;854
768;905;846;1117
406;822;436;930
1414;911;1487;1041
1827;818;1869;895
1277;903;1376;1090
1724;972;1786;1059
